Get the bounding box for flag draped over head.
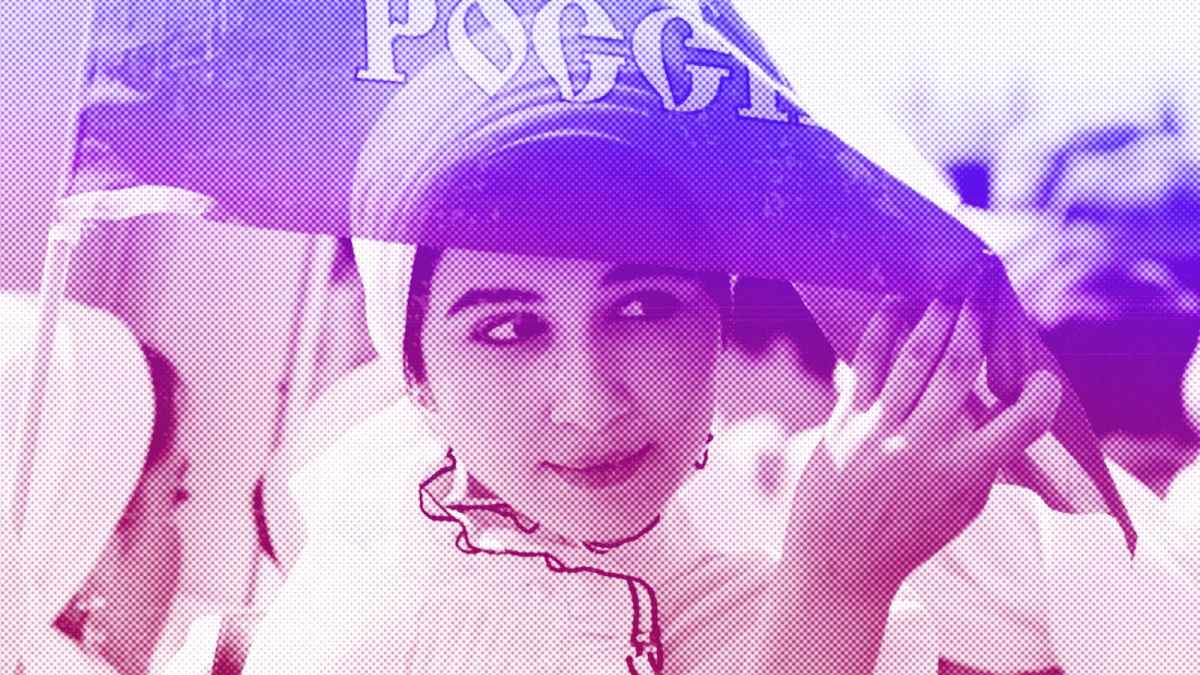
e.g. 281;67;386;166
343;0;1136;549
345;0;987;293
75;0;1135;549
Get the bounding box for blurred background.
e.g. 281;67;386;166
738;0;1200;493
3;0;1199;673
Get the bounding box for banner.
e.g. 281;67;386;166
71;0;1136;548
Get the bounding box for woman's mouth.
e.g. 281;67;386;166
545;443;654;490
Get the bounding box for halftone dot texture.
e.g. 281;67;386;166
55;0;1195;672
0;293;154;671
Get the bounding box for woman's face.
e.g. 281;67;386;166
419;249;723;544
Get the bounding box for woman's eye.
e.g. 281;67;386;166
613;292;681;322
475;313;547;345
618;299;647;318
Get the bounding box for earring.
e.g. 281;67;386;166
695;433;714;470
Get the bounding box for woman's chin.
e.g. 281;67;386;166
549;510;663;550
519;471;683;549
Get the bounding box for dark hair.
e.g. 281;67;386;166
401;246;733;387
728;276;836;384
402;245;443;386
140;343;180;474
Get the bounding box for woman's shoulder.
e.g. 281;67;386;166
288;397;447;549
243;399;464;674
928;457;1171;571
910;467;1145;611
907;459;1200;675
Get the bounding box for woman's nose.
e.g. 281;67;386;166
549;340;633;433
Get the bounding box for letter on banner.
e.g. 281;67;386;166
738;70;789;122
358;0;439;82
448;0;528;95
532;0;624;102
632;9;730;113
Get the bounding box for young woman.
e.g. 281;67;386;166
230;2;1077;672
240;240;1061;675
238;90;1065;675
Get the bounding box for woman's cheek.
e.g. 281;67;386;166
616;321;717;408
432;354;547;450
429;343;525;407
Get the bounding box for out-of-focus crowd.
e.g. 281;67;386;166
687;88;1200;553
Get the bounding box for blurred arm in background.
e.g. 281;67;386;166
992;104;1200;495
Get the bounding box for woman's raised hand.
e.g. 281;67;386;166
747;296;1064;675
784;296;1063;599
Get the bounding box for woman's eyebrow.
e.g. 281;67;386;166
447;288;542;316
600;264;692;287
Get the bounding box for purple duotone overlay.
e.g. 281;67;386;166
70;0;1133;551
15;0;1200;673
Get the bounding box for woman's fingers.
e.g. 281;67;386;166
876;300;959;428
962;391;999;430
908;306;984;433
957;370;1063;479
850;295;910;412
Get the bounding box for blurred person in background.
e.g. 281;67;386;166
1;294;191;675
1040;261;1200;496
895;83;1200;675
53;344;192;675
673;255;1200;675
254;236;380;581
715;276;839;436
990;106;1200;495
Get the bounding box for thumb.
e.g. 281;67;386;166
967;370;1063;477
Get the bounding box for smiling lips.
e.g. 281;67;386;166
546;443;654;490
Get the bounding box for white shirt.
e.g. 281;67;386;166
237;399;938;675
908;458;1200;674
